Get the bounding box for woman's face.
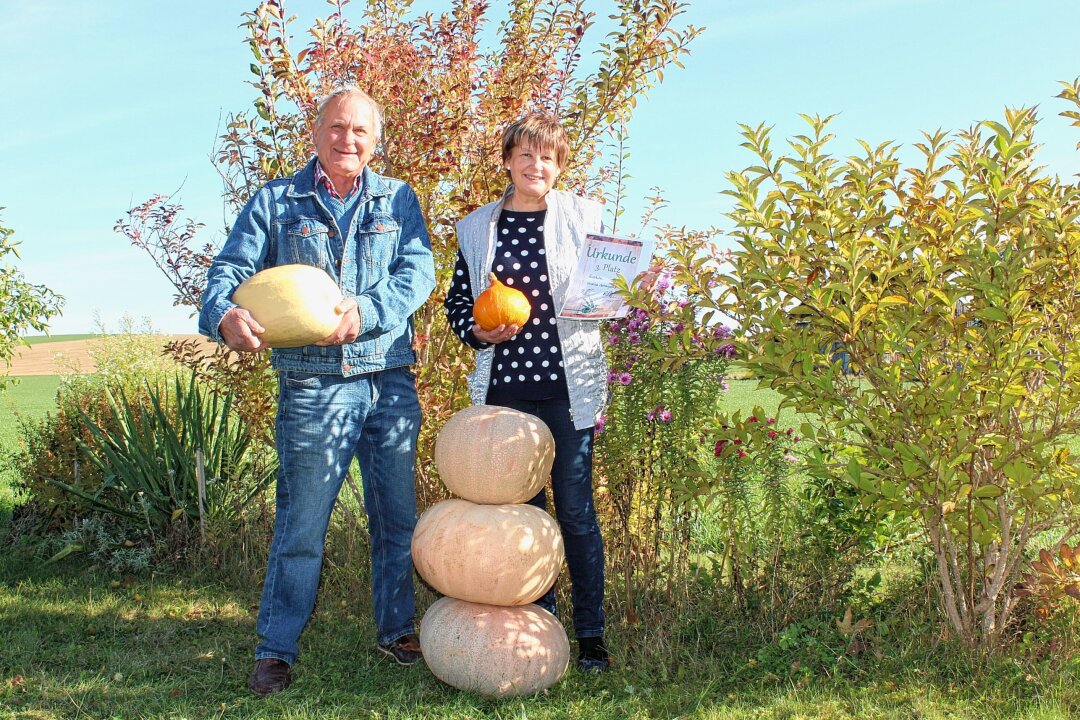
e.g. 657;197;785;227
504;143;562;204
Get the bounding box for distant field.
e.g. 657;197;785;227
22;334;98;345
0;375;62;514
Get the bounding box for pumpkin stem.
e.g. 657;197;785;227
488;272;498;285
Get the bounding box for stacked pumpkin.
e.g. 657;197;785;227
413;405;569;697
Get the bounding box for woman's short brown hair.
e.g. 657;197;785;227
501;113;570;169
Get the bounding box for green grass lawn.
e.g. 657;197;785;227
0;556;1076;719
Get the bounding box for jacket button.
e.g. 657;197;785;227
376;223;384;232
328;229;335;237
342;364;352;372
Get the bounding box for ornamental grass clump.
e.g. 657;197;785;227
710;83;1080;650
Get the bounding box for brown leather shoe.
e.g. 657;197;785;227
248;658;292;696
377;633;423;666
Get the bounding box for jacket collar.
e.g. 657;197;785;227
287;157;392;203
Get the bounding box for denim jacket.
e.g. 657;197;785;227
455;188;608;430
198;157;436;376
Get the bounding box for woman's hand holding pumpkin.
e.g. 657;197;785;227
472;323;520;344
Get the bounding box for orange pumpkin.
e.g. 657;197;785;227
473;273;531;331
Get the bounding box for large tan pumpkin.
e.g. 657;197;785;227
420;597;569;698
412;499;563;606
231;264;343;348
434;405;554;505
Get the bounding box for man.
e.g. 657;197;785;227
198;87;436;696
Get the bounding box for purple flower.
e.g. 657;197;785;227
784;454;798;463
721;381;729;391
659;408;673;423
655;274;673;293
627;332;641;344
608;334;620;346
607;371;619;384
716;343;737;359
595;416;607;434
618;372;632;386
713;325;732;340
646;408;657;422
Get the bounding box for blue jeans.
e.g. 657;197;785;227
255;367;421;665
496;396;605;639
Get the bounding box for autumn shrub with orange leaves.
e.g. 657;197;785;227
115;3;701;528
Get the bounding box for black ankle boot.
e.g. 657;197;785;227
577;636;609;673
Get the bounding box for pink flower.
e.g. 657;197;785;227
737;450;747;459
714;440;727;456
766;418;776;425
618;372;632;386
733;437;742;446
767;430;778;439
659;409;673;423
607;371;619;384
595;416;607;434
646;408;657;422
748;416;758;423
721;381;729;391
786;428;794;436
784;454;798;462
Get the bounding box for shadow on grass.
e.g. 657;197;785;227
2;554;1078;719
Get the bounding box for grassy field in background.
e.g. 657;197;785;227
22;334;98;345
0;376;62;515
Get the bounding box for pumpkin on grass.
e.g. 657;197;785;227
231;264;343;348
434;405;554;505
411;499;563;606
420;596;569;698
473;272;531;330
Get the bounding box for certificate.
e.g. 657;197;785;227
558;232;655;320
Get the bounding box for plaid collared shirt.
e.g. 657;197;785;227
314;160;363;201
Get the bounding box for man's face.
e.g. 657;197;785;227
313;94;378;185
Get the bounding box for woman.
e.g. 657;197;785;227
444;112;610;672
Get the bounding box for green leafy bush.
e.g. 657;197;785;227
709;84;1080;649
0;213;63;389
12;318;190;524
47;375;275;537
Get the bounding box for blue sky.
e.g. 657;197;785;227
2;0;1078;335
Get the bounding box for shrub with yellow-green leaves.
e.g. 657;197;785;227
695;83;1080;649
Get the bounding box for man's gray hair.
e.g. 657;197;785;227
314;86;383;140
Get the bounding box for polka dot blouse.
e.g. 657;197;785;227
445;209;568;402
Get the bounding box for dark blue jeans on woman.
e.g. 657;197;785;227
495;396;605;640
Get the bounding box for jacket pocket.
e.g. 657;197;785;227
280;218;333;267
357;214;400;269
